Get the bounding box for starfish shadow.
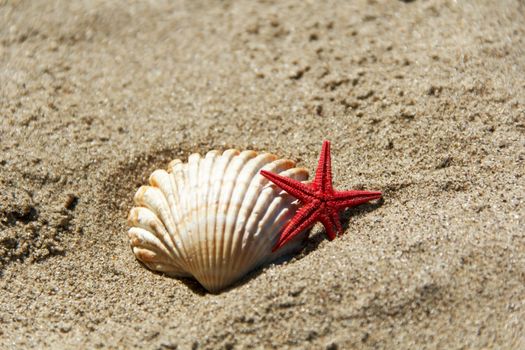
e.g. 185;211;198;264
297;197;384;259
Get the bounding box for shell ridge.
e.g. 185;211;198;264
186;154;202;276
196;152;214;285
226;153;271;273
244;168;309;269
148;170;187;264
128;227;172;263
235;185;276;272
230;153;281;274
166;164;191;271
206;154;225;289
237;158;289;251
201;151;220;287
219;150;258;288
244;195;291;269
206;149;238;290
235;159;299;270
175;162;196;273
134;186;179;245
128;206;180;262
170;161;193;271
129;227;187;275
192;154;204;278
198;153;210;285
215;153;245;289
265;196;305;258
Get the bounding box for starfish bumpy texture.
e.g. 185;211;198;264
260;140;382;251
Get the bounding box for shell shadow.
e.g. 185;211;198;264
178;277;209;295
173;249;304;295
165;198;384;295
137;260;209;295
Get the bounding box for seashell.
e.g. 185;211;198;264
128;149;309;292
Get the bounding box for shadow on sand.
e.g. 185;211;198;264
171;198;384;295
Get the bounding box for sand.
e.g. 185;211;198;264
1;0;524;348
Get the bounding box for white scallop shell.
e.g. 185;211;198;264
128;149;309;292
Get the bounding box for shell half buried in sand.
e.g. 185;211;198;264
127;149;309;293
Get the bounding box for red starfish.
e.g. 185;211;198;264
261;140;382;252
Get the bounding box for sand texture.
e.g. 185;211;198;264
1;0;524;349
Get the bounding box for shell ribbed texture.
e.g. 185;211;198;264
128;149;309;292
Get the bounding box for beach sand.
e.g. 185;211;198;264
1;0;524;348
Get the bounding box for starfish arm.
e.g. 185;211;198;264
273;202;321;252
318;213;337;240
330;190;382;209
329;207;343;237
313;140;333;193
260;169;314;202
